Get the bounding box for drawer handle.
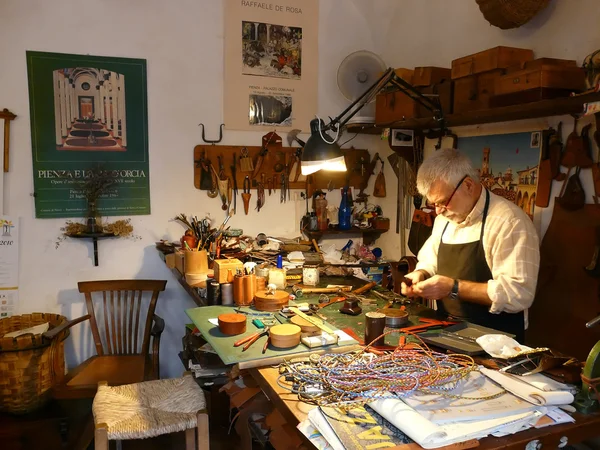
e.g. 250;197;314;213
512;77;521;84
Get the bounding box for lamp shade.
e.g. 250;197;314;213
300;119;347;175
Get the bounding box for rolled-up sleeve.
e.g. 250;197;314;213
487;217;540;314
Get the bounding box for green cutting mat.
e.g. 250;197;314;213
185;305;359;366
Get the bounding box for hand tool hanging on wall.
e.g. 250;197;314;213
373;156;387;198
216;155;229;211
239;147;254;173
231;153;238;214
242;176;251;215
549;122;565;181
280;172;287;203
253;131;280;179
256;173;265;212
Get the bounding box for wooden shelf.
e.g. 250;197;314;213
304;227;387;245
67;232;116;266
346;92;600;134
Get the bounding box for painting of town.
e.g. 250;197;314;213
457;132;542;219
241;21;302;80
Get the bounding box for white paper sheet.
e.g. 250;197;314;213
481;368;574;406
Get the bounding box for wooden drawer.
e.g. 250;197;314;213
412;67;451;87
496;63;585;96
451;46;533;79
375;90;418;125
453;70;503;114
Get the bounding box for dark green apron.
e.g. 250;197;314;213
437;189;525;342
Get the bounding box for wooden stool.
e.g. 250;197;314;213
92;375;209;450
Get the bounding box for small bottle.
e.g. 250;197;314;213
338;187;352;231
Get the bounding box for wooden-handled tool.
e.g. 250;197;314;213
352;281;378;295
292;285;352;297
242;176;251;215
233;327;269;350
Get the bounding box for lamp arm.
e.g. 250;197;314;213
323;67;445;133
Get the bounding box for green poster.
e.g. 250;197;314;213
26;51;150;218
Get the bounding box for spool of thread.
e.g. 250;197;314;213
365;312;386;347
207;280;220;305
233;274;244;306
256;276;267;291
242;274;256;305
276;254;283;269
220;283;233;306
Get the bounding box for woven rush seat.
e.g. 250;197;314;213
93;375;209;449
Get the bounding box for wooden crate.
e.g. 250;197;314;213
375;90;418;124
451;46;533;79
495;60;585;96
416;80;454;117
412;67;451;87
453;69;504;114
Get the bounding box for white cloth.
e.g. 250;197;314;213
415;189;540;325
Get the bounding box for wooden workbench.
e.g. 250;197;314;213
251;366;600;450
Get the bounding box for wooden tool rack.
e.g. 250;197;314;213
193;132;375;193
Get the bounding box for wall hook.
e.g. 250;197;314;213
199;123;224;144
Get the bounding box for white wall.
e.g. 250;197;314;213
0;0;597;377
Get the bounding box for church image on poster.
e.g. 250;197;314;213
457;132;542;219
53;68;127;152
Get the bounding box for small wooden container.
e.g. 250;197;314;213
218;313;247;335
269;324;301;348
290;315;320;336
254;289;289;311
185;250;209;274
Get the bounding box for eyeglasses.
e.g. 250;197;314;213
427;175;468;209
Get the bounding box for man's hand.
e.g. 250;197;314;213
412;275;454;300
401;270;426;297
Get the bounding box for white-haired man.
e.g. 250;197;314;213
402;149;540;342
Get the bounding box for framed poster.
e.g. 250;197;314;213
457;132;542;219
26;51;150;218
224;0;318;132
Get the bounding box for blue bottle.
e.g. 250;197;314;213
338;187;352;230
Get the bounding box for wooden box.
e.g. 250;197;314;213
214;258;243;283
416;80;454;117
451;46;533;79
175;250;185;274
494;58;585;96
375;90;418;124
453;70;503;114
412;67;451;87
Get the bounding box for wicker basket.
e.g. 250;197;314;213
0;313;67;414
475;0;550;29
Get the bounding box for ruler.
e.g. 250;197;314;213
289;307;337;335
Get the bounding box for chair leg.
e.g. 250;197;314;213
94;425;109;450
197;411;210;450
185;427;196;450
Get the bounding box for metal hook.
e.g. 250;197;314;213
198;123;224;144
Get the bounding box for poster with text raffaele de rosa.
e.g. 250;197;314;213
26;51;150;218
224;0;318;132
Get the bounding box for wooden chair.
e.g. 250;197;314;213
93;375;209;450
44;279;168;400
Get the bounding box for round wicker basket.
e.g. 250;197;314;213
475;0;550;29
0;313;67;414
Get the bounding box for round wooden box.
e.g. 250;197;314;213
254;289;289;312
290;315;320;335
218;313;247;335
269;324;301;348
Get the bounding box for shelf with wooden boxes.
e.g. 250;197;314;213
348;91;600;135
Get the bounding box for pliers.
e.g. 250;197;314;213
400;318;458;333
233;326;270;351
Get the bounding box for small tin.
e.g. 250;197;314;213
302;265;319;286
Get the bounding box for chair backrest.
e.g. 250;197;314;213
78;280;167;357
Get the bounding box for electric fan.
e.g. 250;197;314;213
337;50;387;124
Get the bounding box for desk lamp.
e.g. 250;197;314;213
300;67;445;175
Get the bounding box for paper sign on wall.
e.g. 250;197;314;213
0;216;18;318
224;0;319;132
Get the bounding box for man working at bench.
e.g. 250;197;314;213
402;148;540;342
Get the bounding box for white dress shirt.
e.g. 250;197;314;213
415;188;540;323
